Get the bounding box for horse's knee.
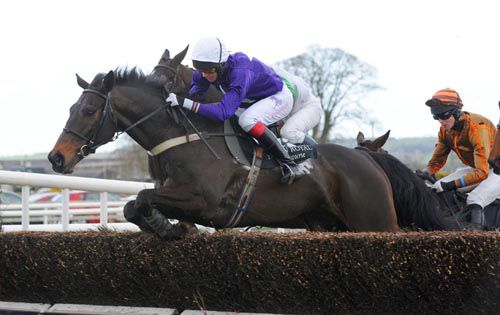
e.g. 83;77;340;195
134;189;155;216
123;199;155;233
123;200;140;224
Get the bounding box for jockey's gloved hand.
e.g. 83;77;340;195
420;167;431;176
440;180;457;191
166;93;180;106
415;168;434;182
431;180;457;193
166;93;194;110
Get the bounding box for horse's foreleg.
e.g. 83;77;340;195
124;187;207;238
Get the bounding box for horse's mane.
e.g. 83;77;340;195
366;151;458;230
88;67;166;95
114;67;166;88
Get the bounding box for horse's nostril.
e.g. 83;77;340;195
55;153;64;167
49;151;65;168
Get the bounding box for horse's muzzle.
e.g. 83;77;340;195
48;151;66;173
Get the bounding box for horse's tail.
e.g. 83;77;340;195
366;151;459;231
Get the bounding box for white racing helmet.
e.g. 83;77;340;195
191;36;229;71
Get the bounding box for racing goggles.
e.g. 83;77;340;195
433;109;456;121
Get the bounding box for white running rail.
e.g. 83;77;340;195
0;170;154;232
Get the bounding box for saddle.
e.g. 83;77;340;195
223;116;318;169
439;190;500;230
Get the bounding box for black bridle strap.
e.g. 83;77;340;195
82;88;108;99
154;64;180;93
117;105;165;137
63;127;92;143
63;89;114;156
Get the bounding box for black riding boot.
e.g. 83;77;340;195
256;127;302;185
467;203;485;231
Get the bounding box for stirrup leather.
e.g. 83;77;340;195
281;163;296;185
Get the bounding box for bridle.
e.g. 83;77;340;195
65;62;220;160
153;62;180;94
63;89;115;157
63;86;166;158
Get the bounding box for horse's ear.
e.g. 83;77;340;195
171;45;189;66
76;73;89;89
161;49;170;60
102;70;115;92
356;131;365;145
373;130;391;149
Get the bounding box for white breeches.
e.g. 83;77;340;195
272;67;323;144
281;96;323;143
238;85;294;132
438;166;500;208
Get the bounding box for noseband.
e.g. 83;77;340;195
63;88;114;157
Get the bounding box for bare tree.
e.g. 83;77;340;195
275;45;381;143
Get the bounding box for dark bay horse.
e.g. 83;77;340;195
488;102;500;174
47;64;455;234
356;130;500;229
47;69;400;232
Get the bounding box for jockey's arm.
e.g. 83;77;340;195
427;130;451;175
187;86;247;121
189;71;211;99
456;127;492;188
185;69;250;121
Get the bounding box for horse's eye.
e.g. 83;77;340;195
84;109;96;116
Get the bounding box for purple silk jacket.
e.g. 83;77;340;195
188;52;283;121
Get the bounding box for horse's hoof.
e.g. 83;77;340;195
143;208;174;238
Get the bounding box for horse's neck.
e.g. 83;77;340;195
112;85;179;149
114;84;224;149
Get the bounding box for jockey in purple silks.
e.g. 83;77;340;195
167;36;318;184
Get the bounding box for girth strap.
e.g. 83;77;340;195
225;147;264;228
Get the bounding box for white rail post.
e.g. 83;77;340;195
21;185;31;231
61;189;70;231
100;192;108;227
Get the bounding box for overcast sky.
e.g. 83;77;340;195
1;0;499;157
